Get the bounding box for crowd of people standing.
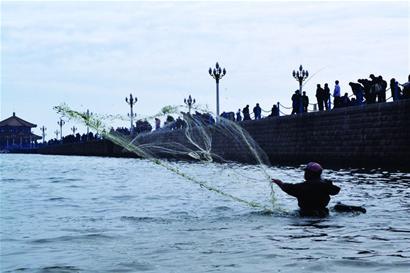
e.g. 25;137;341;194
223;102;279;123
221;73;409;122
290;74;410;115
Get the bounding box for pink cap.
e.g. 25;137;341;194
305;162;323;173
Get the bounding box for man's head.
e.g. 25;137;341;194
304;162;323;181
335;80;339;85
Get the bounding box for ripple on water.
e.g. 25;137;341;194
38;266;82;273
5;266;81;273
2;155;410;273
120;216;172;224
111;195;135;201
31;233;115;244
289;233;328;239
108;261;155;272
45;197;69;202
211;264;238;268
334;258;410;270
386;227;410;233
1;178;26;183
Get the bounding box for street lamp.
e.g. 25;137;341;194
40;126;47;144
209;62;227;117
292;64;309;94
292;65;309;113
84;109;92;135
71;126;77;135
184;95;196;114
57;118;65;140
125;93;138;135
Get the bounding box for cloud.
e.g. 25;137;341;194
1;1;409;134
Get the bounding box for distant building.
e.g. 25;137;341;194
0;112;41;150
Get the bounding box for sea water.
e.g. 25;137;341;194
1;154;409;272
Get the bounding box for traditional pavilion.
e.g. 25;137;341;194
0;112;41;150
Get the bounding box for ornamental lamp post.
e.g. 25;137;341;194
84;109;92;135
71;126;77;135
292;64;309;95
209;62;227;117
40;126;47;144
184;95;196;114
57;118;65;140
292;65;309;113
125;93;138;135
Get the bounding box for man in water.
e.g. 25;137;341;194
271;162;340;217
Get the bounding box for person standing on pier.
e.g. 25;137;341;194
242;105;251;120
333;80;341;108
390;78;402;101
316;84;325;111
302;92;309;113
269;104;279;117
373;75;387;103
236;109;242;122
401;74;410;99
369;74;380;103
341;93;350;107
291;90;301;115
253;103;262;120
358;78;373;104
155;118;161;130
324;83;331;110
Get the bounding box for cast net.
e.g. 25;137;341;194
55;104;277;212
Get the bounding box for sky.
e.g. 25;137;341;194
1;0;409;139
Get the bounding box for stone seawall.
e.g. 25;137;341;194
238;99;409;168
38;100;410;169
38;139;138;158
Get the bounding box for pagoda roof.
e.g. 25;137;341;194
31;133;42;140
0;112;37;128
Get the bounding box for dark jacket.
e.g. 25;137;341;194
242;106;251;120
323;86;331;100
316;87;324;100
279;179;340;215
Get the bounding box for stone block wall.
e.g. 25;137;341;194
138;100;410;169
38;100;410;169
238;99;410;168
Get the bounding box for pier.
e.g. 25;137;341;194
36;99;410;169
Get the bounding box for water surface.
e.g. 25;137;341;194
1;154;409;272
